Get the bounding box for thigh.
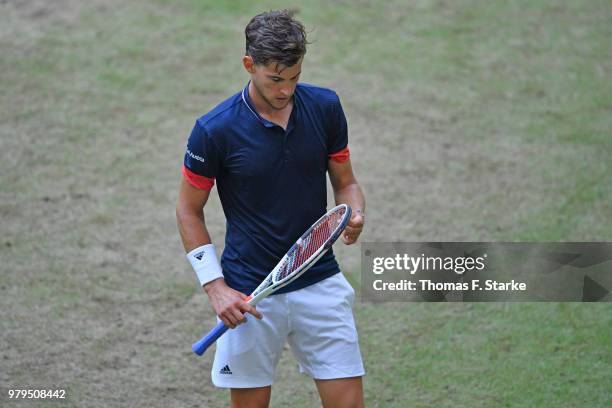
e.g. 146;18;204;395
231;386;271;408
315;377;364;408
287;273;365;380
212;294;290;388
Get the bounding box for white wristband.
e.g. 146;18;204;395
186;244;223;287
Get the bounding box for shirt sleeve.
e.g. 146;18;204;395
182;120;221;190
327;94;350;163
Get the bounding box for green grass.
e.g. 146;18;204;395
358;303;611;407
1;0;610;407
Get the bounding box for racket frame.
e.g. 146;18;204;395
244;203;351;306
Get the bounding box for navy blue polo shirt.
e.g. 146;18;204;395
183;82;349;295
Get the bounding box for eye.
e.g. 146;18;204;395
271;77;282;83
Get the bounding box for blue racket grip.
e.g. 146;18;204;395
192;321;229;356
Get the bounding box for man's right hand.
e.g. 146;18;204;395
203;278;263;329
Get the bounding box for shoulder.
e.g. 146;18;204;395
194;91;243;136
296;82;341;110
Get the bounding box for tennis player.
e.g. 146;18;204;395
176;10;366;408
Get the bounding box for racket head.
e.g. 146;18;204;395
272;204;351;285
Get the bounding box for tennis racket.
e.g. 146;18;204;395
192;203;352;356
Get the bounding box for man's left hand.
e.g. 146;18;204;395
342;209;364;245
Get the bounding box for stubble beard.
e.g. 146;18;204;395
252;80;290;111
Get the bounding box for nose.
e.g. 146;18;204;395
280;86;292;97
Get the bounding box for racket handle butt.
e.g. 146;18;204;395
192;321;229;356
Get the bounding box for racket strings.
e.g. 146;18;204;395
274;208;346;282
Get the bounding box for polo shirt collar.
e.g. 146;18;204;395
241;82;274;128
241;81;298;131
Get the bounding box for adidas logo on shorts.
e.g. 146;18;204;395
219;365;232;375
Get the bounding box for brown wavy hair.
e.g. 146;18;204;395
245;9;308;70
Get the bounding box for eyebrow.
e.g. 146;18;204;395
268;71;301;80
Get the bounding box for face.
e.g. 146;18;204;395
243;56;302;110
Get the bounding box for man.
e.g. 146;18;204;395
176;10;366;408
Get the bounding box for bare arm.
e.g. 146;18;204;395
176;177;261;327
176;177;213;251
328;158;366;244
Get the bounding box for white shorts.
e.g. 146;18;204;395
211;272;365;388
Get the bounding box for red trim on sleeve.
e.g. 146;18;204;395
182;165;215;191
328;146;350;163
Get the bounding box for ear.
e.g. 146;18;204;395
242;55;255;74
